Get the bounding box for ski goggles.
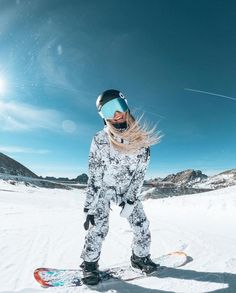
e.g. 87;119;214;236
98;97;129;119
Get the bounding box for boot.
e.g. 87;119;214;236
131;252;159;274
80;260;101;285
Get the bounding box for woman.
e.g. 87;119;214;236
80;89;162;285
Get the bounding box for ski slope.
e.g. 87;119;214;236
0;179;236;292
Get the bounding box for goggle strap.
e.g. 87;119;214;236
98;111;105;119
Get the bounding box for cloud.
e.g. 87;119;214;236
0;145;50;154
0;100;96;137
0;100;62;132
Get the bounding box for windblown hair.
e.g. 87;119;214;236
105;110;163;154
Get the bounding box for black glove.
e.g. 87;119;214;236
119;201;126;209
119;200;135;218
83;208;95;230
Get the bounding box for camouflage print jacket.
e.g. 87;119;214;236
84;125;151;214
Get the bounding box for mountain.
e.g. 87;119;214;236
0;152;86;189
1;151;235;194
162;169;208;186
38;173;88;184
144;168;236;199
0;152;38;178
192;168;236;190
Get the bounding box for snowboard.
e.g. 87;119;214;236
34;251;189;288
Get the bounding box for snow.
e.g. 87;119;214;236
193;173;236;189
0;179;236;292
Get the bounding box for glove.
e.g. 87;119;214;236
119;200;135;218
83;208;95;230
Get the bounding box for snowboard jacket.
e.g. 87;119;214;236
84;125;150;214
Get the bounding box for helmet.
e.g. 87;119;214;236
96;89;129;122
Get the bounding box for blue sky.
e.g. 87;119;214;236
0;0;235;179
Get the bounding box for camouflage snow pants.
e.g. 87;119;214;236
80;199;151;262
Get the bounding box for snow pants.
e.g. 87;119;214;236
80;199;151;262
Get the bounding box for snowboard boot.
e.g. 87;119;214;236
80;260;101;285
131;253;159;274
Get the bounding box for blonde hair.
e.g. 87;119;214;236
105;110;163;154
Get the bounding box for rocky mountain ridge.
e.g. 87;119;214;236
0;152;37;178
0;152;235;196
0;152;87;189
144;168;236;198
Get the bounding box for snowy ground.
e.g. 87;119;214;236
0;179;236;293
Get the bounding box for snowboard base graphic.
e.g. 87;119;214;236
34;251;189;288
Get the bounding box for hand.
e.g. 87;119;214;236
119;200;135;218
83;208;95;230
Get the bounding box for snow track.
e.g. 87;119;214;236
0;180;236;292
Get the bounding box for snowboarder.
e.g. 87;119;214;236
80;89;161;285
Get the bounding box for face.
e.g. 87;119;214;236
106;111;127;124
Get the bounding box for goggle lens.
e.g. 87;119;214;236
99;98;129;119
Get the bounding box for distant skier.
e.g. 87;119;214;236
80;89;162;285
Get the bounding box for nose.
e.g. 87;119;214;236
114;111;122;118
